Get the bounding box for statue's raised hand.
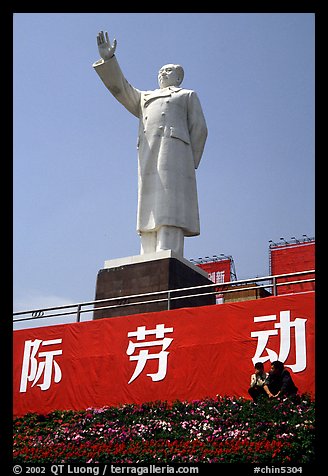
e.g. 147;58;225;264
97;31;117;61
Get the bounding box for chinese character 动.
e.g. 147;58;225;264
250;310;307;372
20;339;63;392
126;324;173;384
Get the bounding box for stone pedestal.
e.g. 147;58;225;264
93;251;215;319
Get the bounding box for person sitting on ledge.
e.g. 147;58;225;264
263;360;298;399
248;362;268;403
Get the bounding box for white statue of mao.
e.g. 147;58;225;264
93;31;208;257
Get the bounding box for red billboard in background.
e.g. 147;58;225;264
197;259;232;304
197;259;231;283
270;241;315;295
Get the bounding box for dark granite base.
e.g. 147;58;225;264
93;257;215;319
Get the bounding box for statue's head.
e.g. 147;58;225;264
158;64;184;89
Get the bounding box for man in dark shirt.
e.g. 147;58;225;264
263;361;298;399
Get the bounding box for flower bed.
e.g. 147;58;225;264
13;395;315;464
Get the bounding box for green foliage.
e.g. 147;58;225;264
13;394;315;464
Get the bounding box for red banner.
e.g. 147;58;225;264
13;292;315;416
270;241;315;294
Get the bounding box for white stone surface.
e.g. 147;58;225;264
103;250;209;278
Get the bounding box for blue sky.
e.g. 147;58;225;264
13;13;315;326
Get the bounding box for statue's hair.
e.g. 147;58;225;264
174;65;184;85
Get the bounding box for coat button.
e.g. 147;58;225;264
159;125;163;129
161;112;165;115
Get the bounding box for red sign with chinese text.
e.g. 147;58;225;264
270;241;315;294
197;259;231;283
13;292;315;416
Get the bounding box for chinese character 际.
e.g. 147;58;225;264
19;339;63;392
126;324;173;384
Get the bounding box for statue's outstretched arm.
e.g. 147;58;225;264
93;31;140;118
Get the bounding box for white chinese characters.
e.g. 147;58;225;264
20;339;63;392
208;270;225;284
126;324;174;384
251;310;307;372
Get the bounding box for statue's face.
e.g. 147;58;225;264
158;64;181;89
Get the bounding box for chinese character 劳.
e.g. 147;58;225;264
126;324;173;384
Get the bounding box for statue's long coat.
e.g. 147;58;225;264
93;56;207;236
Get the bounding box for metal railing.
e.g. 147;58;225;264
13;270;315;325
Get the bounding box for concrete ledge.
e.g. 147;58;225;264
104;250;208;278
